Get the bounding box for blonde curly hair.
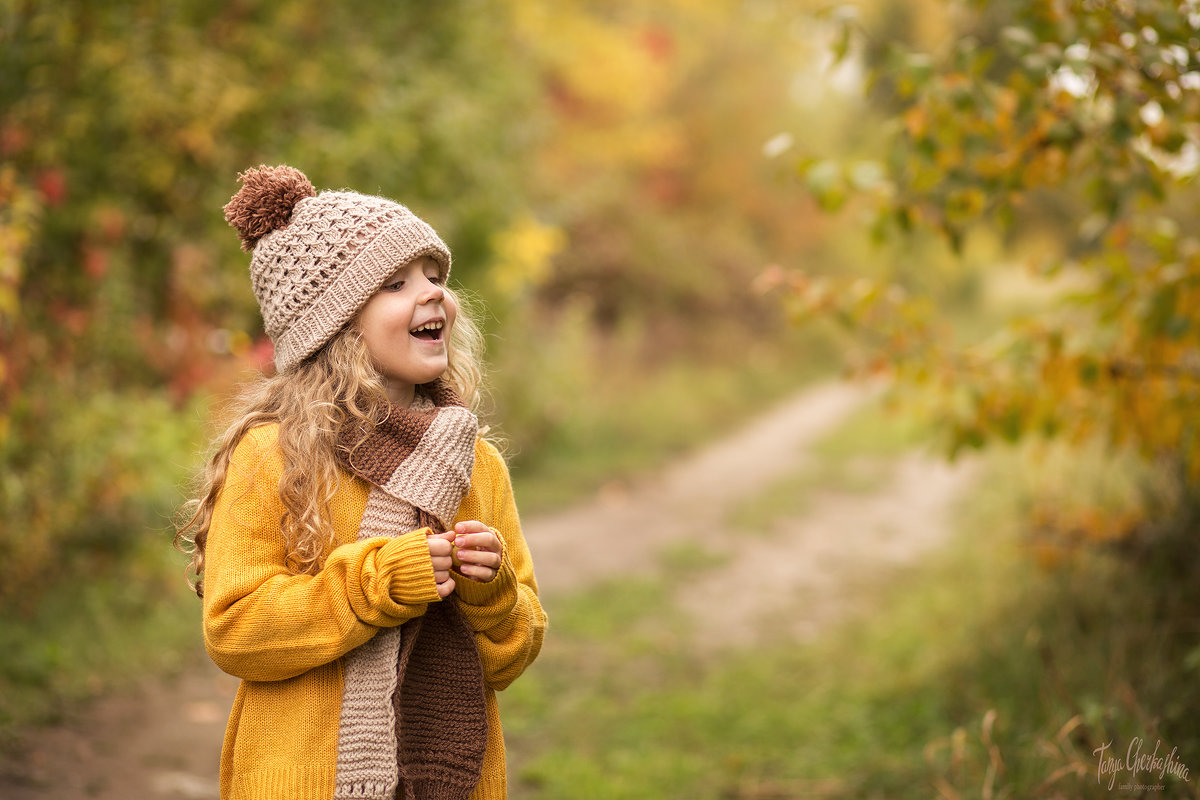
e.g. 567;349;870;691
175;287;486;597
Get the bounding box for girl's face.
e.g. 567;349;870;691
357;255;457;406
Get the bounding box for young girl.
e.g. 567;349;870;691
177;165;546;800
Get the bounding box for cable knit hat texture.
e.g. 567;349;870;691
224;165;452;372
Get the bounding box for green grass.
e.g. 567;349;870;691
0;539;202;750
0;387;208;751
658;540;730;573
494;323;838;512
501;442;1200;800
808;391;935;462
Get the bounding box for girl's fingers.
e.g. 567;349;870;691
455;555;500;583
427;532;454;556
453;530;501;554
458;564;495;583
430;531;459;595
453;551;501;575
442;523;500;582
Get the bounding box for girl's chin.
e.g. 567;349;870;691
409;365;450;386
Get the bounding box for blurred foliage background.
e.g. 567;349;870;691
3;0;1200;796
1;0;832;613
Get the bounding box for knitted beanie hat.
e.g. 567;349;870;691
224;165;452;372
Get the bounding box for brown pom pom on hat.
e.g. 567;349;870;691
224;165;452;372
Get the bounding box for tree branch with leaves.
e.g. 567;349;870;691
779;0;1200;483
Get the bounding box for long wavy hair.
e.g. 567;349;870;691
175;287;486;597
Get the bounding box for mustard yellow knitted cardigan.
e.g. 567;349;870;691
202;423;547;800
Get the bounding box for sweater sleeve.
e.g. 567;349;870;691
453;440;548;691
202;425;442;682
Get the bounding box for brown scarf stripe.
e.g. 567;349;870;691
341;414;435;487
394;602;489;791
339;384;465;487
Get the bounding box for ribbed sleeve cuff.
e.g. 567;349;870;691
453;554;518;632
384;528;442;606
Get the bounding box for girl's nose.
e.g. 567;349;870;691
419;278;445;304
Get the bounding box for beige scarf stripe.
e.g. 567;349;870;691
333;490;419;799
381;407;478;517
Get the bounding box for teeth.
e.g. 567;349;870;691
411;321;444;333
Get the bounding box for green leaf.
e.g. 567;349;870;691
832;22;852;65
848;160;887;191
803;160;847;212
1001;25;1038;55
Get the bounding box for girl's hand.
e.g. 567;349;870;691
427;530;458;598
451;521;503;583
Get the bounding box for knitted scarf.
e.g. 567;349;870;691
333;379;487;800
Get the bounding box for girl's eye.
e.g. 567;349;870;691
384;281;405;292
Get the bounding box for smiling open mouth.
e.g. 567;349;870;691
410;320;444;342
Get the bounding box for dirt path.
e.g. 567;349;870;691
521;381;870;597
0;380;976;799
523;380;977;647
675;452;977;649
